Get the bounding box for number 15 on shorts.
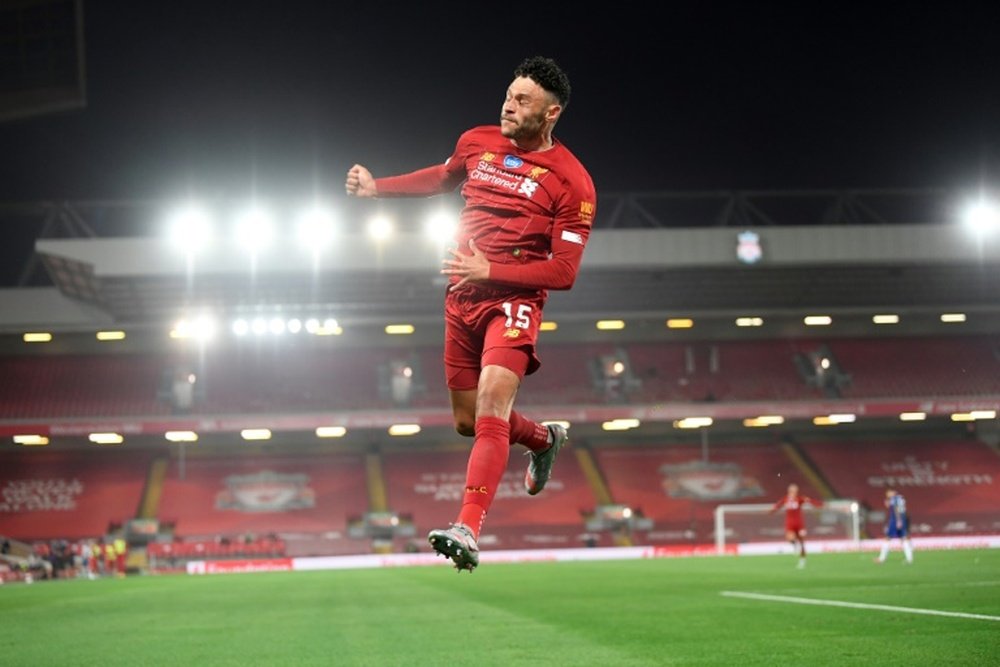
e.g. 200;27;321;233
502;302;532;330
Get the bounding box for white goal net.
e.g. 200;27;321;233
714;499;862;554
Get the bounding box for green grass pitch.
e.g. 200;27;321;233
1;549;998;666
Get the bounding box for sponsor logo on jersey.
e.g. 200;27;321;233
503;155;524;169
518;179;539;197
503;328;521;339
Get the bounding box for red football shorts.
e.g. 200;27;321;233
443;286;545;391
786;521;805;535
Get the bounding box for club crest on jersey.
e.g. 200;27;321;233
503;155;524;169
529;166;548;179
503;328;521;339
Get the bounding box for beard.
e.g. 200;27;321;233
500;112;544;141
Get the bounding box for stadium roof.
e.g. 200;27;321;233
2;189;999;344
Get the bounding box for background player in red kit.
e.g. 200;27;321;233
346;56;596;572
768;483;823;568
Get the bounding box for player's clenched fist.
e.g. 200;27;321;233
345;164;377;198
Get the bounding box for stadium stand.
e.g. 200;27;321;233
154;452;371;556
3;332;1000;558
799;438;1000;536
0;354;168;418
381;446;607;551
831;335;1000;398
3;335;997;422
0;449;154;540
591;443;827;544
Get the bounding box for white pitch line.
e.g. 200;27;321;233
720;591;1000;622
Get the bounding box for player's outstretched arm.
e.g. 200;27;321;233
345;164;377;198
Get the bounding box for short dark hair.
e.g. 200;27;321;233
514;56;571;109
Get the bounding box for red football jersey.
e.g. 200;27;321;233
771;494;821;526
375;125;597;297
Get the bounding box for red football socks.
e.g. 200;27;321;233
457;416;511;539
508;410;549;452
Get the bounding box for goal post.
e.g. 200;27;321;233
714;499;862;554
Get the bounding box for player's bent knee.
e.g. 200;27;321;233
454;421;475;438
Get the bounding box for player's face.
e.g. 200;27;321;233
500;77;557;142
788;484;798;497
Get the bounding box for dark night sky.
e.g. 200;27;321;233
2;1;1000;201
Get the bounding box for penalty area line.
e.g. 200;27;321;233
720;591;1000;622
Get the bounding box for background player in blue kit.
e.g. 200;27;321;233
875;488;914;564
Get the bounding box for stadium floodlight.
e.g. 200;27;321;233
167;203;213;253
304;318;320;334
540;321;558;331
962;197;999;236
315;426;347;438
96;330;126;341
388;424;421;436
232;319;250;336
872;314;900;324
803;315;832;326
287;318;302;334
666;318;694;329
899;412;926;421
940;312;966;323
596;319;625;330
165;431;198;443
89;432;123;445
367;215;393;241
235;206;274;253
296;205;337;251
23;332;52;343
385;324;414;335
425;209;458;243
317;318;342;335
171;316;216;341
735;317;764;327
13;435;49;446
240;429;272;441
251;318;268;335
602;418;640;431
743;415;784;428
268;317;286;335
674;417;713;429
828;413;856;423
